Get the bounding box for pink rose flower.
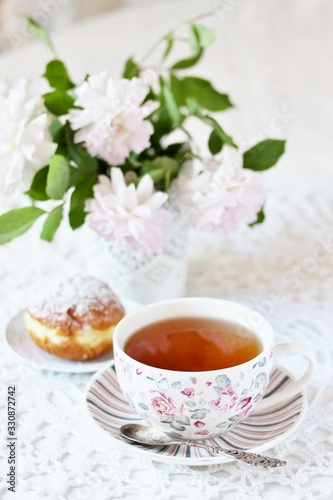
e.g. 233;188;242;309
210;385;238;412
85;169;172;254
68;72;158;165
175;158;264;234
151;393;176;416
237;397;252;410
181;388;194;397
194;429;209;436
0;78;56;194
236;397;254;417
194;421;206;428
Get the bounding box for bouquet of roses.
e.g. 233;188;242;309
0;14;285;254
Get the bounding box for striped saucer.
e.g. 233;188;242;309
84;361;306;466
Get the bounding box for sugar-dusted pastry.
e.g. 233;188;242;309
24;276;125;361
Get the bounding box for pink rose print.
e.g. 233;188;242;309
151;392;176;416
236;397;253;418
194;421;206;428
237;397;252;410
209;385;238;412
205;382;212;386
181;388;194;397
195;429;209;436
136;368;143;375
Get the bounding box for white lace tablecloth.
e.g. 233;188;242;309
0;187;333;500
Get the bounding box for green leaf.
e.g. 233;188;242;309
69;143;98;173
69;177;96;229
127;155;144;169
24;17;56;55
161;79;182;124
146;156;179;172
162;37;174;60
43;59;74;90
183;77;233;111
122;57;139;79
191;23;215;48
49;118;64;141
243;139;286;171
201;114;237;148
150;107;173;142
0;207;45;244
170;74;187;107
188;23;201;52
65;125;98;172
142;156;179;189
249;207;265;227
25;166;49;201
171;48;203;70
185;97;202;115
164;142;185;157
40;205;64;241
172;23;203;70
43;90;75;116
171;23;215;70
142;167;164;184
208;130;223;154
46;154;70;199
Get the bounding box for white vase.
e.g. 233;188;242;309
84;214;188;305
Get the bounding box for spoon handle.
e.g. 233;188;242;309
186;441;286;468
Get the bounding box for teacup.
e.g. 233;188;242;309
113;298;315;440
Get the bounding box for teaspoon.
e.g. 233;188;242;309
120;424;287;468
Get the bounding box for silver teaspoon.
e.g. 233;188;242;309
120;424;287;468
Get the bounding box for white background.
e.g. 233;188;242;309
0;0;332;192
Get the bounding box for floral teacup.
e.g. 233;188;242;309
113;298;315;440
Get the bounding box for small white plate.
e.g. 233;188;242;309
85;361;307;466
4;299;142;373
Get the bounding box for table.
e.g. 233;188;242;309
1;1;333;499
1;188;333;500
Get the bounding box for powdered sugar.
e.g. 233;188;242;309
27;275;124;331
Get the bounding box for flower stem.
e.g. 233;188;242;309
139;9;215;64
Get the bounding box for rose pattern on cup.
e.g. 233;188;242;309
151;392;177;416
181;388;194;397
114;351;271;438
113;297;315;440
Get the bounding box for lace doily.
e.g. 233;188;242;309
0;188;333;500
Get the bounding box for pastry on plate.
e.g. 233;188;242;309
24;275;125;361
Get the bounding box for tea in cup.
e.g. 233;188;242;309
113;298;315;439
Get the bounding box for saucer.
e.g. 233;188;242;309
85;361;307;466
4;299;142;373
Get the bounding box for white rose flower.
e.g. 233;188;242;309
85;168;172;254
68;72;158;166
0;79;57;194
175;156;265;234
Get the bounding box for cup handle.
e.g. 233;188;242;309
256;343;316;411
